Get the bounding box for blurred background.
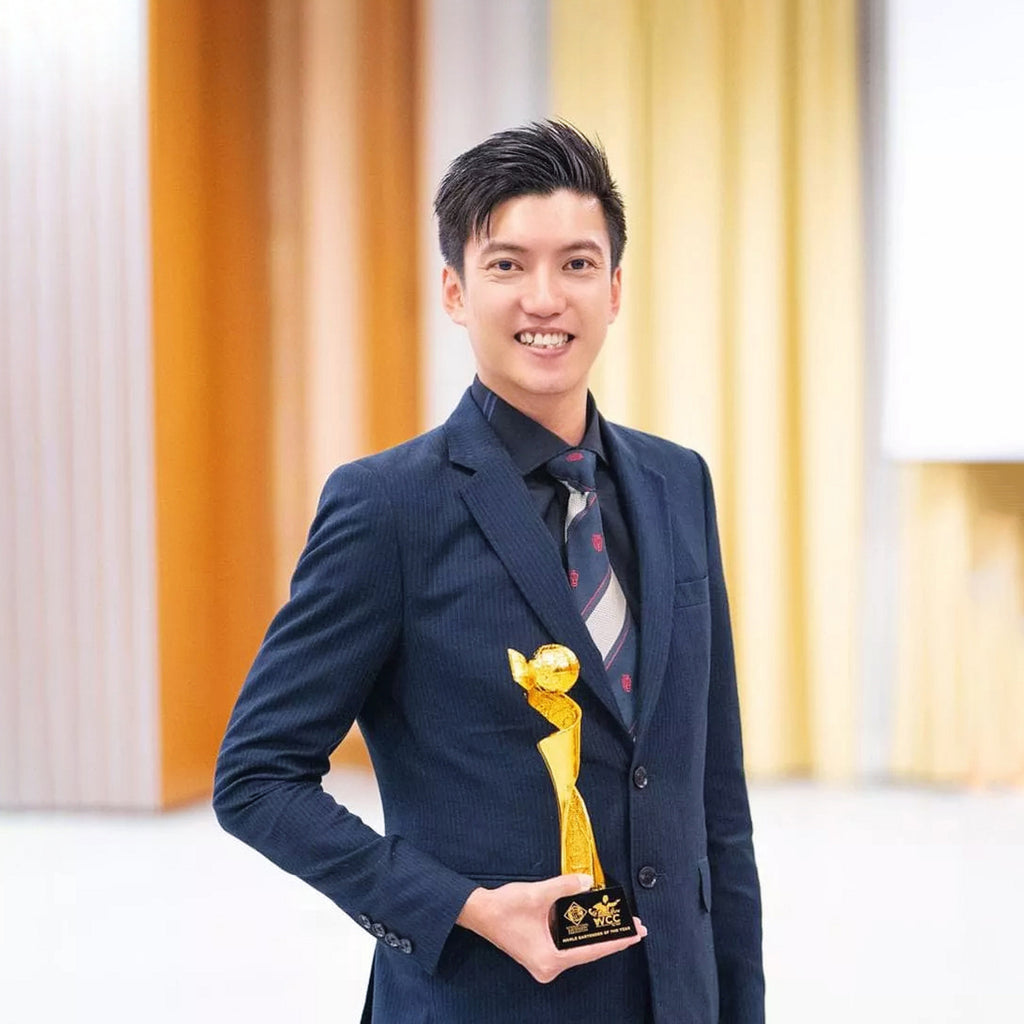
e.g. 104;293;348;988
1;0;1021;1021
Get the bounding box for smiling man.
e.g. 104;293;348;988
441;185;620;443
214;121;764;1024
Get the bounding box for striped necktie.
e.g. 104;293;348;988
547;449;637;729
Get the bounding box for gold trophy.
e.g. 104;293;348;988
508;643;638;949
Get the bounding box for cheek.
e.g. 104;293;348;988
476;297;515;333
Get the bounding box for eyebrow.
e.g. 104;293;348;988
478;239;605;258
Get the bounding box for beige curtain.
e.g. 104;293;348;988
894;465;1024;786
267;0;423;594
266;0;422;769
551;0;863;779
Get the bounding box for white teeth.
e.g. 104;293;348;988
517;331;571;348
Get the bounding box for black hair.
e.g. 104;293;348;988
433;119;626;277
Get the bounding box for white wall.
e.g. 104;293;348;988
882;0;1024;460
0;3;158;808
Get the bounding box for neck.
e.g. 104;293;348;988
482;379;588;445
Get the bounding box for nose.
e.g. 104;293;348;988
520;268;566;318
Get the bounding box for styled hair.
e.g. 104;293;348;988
433;119;626;277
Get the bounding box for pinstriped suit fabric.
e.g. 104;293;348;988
214;390;764;1023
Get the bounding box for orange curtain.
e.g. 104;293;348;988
150;0;276;805
149;0;423;797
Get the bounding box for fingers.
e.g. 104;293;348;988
531;926;646;983
541;916;646;978
467;875;647;986
553;918;647;970
538;872;593;902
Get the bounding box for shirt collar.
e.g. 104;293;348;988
470;377;607;476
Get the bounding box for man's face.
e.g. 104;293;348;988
442;189;621;418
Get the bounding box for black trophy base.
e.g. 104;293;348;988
551;884;638;949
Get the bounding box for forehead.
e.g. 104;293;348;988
472;189;610;253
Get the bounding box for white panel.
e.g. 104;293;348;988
860;0;902;777
0;2;158;808
882;0;1024;460
419;0;550;427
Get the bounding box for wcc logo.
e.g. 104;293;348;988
591;533;604;552
588;895;622;928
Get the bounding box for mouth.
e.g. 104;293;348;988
514;330;574;350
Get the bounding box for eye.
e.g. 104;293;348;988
488;258;517;272
566;257;595;271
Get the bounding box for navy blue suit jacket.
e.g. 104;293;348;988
214;390;764;1023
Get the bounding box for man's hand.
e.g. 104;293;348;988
455;873;647;984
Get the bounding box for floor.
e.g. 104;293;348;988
2;773;1021;1023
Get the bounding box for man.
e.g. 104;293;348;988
214;120;764;1023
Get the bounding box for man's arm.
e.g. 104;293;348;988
698;455;765;1022
213;463;478;976
214;462;645;980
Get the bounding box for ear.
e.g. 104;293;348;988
608;264;622;324
441;265;468;325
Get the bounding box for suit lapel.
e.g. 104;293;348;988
446;393;629;730
603;424;675;743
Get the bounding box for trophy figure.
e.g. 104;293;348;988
508;643;638;949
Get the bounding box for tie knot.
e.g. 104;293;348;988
546;449;598;492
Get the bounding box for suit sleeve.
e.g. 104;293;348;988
698;455;766;1023
213;462;478;976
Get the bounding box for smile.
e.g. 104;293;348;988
515;331;574;349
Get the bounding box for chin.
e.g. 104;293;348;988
515;376;585;401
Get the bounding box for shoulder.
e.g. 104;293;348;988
314;425;457;536
604;421;711;487
321;426;448;492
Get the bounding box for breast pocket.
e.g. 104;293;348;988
673;575;709;609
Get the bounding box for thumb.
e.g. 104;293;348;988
543;873;594;900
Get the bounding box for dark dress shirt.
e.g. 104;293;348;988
470;377;640;619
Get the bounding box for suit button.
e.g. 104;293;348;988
632;766;648;789
357;914;372;931
385;932;400;948
372;922;386;938
399;938;413;954
638;866;657;889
